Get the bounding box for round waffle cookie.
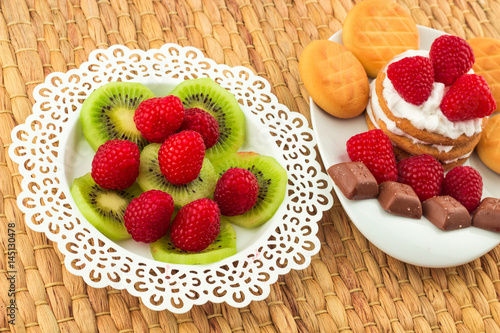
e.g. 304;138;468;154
299;39;369;119
468;37;500;115
342;0;419;78
477;114;500;174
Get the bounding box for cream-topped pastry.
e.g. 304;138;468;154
366;50;487;170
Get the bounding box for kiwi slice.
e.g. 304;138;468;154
150;218;237;265
137;143;217;206
212;152;287;228
80;82;155;151
169;78;245;160
70;173;142;241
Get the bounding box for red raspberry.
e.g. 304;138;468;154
346;129;398;184
91;139;140;190
440;74;496;121
397;154;444;202
158;130;205;185
134;95;185;143
442;166;483;213
386;56;434;105
430;35;475;86
214;168;259;216
170;198;221;252
179;108;220;149
124;190;174;243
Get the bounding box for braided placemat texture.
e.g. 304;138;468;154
1;0;500;332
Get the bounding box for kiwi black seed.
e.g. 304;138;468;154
137;143;217;207
70;173;142;241
169;78;245;160
151;218;237;265
212;152;287;228
80;82;155;151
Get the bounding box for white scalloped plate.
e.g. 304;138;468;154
311;26;500;268
9;44;334;313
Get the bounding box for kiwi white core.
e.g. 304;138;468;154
97;192;128;212
111;108;140;135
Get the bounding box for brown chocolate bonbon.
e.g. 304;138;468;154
377;181;422;219
472;197;500;232
327;162;378;200
423;196;471;231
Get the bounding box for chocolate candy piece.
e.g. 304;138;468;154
327;162;378;200
423;196;471;231
472;197;500;232
377;181;422;219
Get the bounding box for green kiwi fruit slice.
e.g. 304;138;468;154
212;152;287;228
80;82;155;151
137;143;217;207
169;78;245;160
150;218;237;265
70;173;142;241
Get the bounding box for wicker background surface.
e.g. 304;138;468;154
1;0;500;332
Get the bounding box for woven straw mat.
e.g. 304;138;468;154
1;0;500;332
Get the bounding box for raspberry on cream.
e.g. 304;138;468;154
367;80;456;153
382;50;482;140
366;47;487;170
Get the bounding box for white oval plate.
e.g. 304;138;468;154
310;26;500;268
10;44;334;313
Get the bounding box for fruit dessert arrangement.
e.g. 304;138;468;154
70;77;287;265
366;37;491;171
299;0;500;232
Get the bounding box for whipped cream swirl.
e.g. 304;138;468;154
381;50;483;140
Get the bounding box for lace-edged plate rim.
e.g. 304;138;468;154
9;44;334;313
